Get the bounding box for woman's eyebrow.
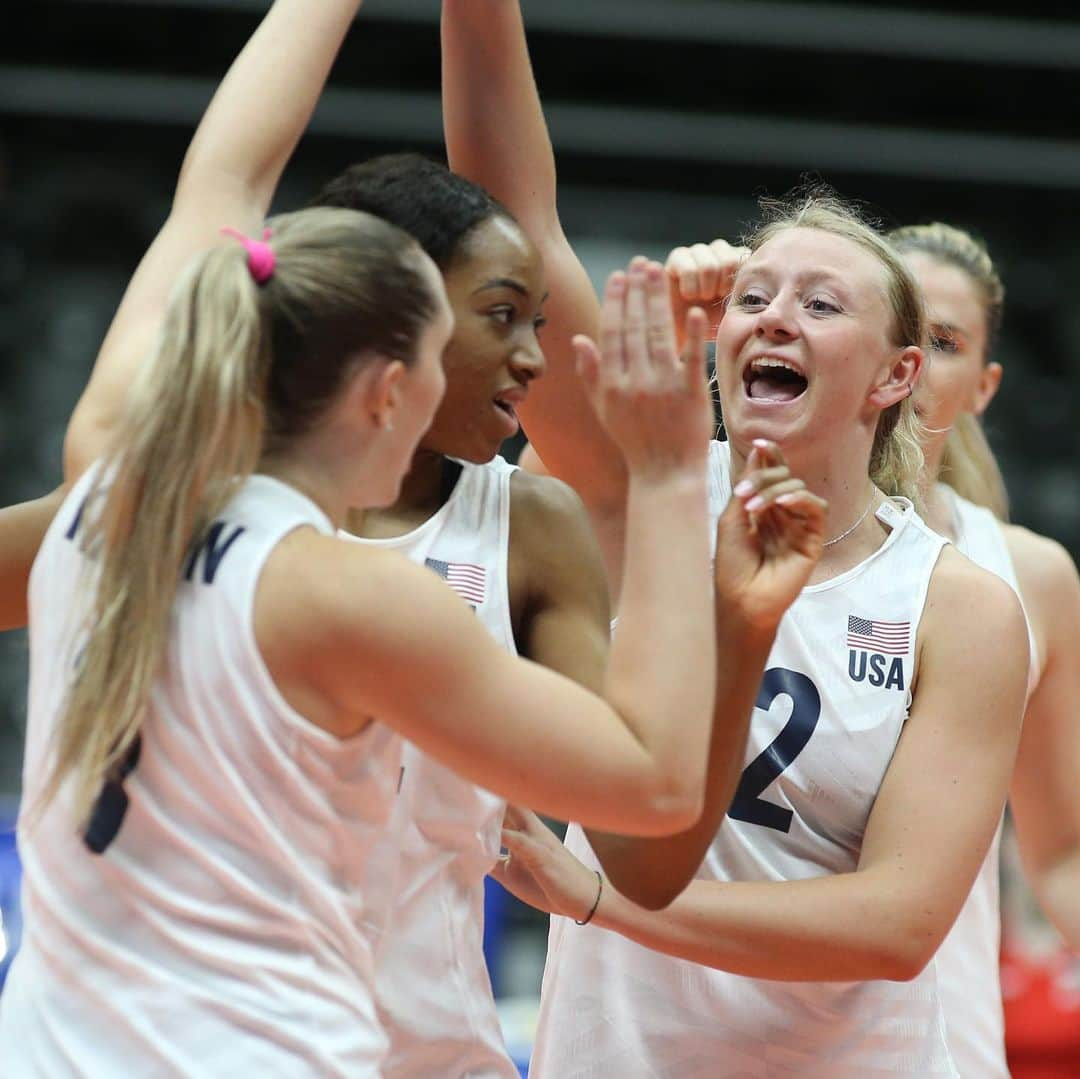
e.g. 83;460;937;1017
472;277;529;297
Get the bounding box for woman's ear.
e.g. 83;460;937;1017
347;357;406;431
972;361;1003;417
868;344;924;410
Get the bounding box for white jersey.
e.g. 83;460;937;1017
341;456;519;1079
531;440;955;1078
1;468;403;1078
934;486;1038;1079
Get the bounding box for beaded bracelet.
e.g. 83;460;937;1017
575;870;603;926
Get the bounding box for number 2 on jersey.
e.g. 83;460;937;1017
727;667;820;833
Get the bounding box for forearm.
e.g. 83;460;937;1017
442;0;622;506
1029;850;1080;953
178;0;362;208
588;611;776;908
64;0;363;482
442;0;557;234
603;469;715;812
591;868;920;982
1009;598;1080;954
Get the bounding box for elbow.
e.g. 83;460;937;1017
881;951;932;984
830;905;943;982
635;741;710;838
612;787;702;840
830;942;930;984
877;930;941;983
600;845;699;911
639;782;704;838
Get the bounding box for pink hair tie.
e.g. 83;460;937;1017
221;226;276;284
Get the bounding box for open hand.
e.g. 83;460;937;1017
574;257;713;480
489;806;600;922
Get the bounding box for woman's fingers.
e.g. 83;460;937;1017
644;261;678;371
667;243;716;300
744;478;808;515
501;803;533;832
572;334;602;393
774;489;829;515
769;490;829;547
623;258;651;380
748;438;783;468
690;243;719;299
665;245;700;300
682;306;709;392
734;465;791;500
582;253;713;472
598;270;629;376
665;239;747;302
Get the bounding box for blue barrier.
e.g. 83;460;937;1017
483;873;509;997
0;805;22;991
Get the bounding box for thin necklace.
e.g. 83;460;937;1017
823;493;876;548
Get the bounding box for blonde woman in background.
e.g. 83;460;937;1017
890;222;1080;1077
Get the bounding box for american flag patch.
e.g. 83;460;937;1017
425;558;486;606
847;615;910;655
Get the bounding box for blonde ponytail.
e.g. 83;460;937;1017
870;391;925;505
939;412;1010;520
37;245;267;829
39;207;438;831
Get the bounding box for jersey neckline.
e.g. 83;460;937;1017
798;497;920;595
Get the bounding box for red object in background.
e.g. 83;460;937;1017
1002;942;1080;1079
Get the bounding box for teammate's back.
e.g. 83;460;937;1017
3;469;402;1077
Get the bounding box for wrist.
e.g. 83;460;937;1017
625;463;708;501
574;870;604;926
716;596;783;641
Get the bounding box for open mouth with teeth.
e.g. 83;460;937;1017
744;358;809;402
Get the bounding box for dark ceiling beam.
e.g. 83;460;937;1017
83;0;1080;70
3;65;1080;189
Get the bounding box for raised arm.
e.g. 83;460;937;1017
498;553;1029;976
1006;527;1080;951
65;0;365;482
441;0;624;520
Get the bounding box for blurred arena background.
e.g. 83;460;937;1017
1;0;1078;1065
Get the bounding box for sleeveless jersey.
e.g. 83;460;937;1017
935;486;1038;1079
1;468;403;1077
341;456;519;1079
530;440;956;1078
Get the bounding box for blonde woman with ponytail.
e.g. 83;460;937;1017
443;5;1030;1074
890;222;1080;1077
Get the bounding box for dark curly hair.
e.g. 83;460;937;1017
310;153;516;271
